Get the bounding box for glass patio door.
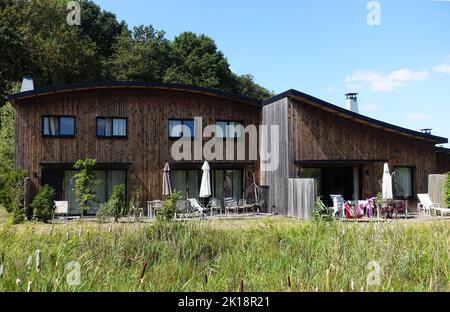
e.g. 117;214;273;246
213;170;243;204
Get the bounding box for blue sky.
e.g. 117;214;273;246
94;0;450;146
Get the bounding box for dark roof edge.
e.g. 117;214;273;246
263;89;448;144
7;81;261;106
436;147;450;154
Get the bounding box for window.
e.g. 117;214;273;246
169;119;195;139
215;121;243;139
97;117;127;138
394;167;414;198
42;116;75;137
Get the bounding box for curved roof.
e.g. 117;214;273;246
263;89;448;144
7;81;261;106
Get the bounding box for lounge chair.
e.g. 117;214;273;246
53;201;69;221
187;198;208;218
417;194;450;216
224;197;239;216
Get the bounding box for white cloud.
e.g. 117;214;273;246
326;86;336;93
407;114;432;121
345;69;430;92
361;104;381;112
433;63;450;74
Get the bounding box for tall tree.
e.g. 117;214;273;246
163;32;238;91
109;25;171;82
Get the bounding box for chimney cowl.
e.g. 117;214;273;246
345;93;359;114
20;73;34;92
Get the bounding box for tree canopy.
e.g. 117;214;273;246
0;0;272;100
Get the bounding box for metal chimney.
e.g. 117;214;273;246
345;93;359;114
20;73;34;92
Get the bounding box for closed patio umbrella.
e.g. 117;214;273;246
382;163;393;200
381;162;393;218
199;161;211;199
163;162;172;197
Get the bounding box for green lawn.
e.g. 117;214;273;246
0;216;448;292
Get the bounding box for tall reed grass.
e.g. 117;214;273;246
0;219;448;291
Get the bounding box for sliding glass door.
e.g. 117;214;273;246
213;170;243;204
171;170;202;199
63;170;127;214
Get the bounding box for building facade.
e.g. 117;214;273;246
8;82;450;215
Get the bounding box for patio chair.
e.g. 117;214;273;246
53;201;69;221
417;194;450;216
224;197;239;216
330;195;344;218
238;199;255;214
207;198;222;216
175;200;189;219
187;198;208;218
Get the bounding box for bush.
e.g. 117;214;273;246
157;191;181;222
29;185;56;223
313;196;333;222
109;184;126;222
73;159;98;218
128;185;143;218
445;173;450;208
96;202;113;223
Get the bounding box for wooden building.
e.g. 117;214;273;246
9;82;260;214
8;81;450;215
261;90;449;213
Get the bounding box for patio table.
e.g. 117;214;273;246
147;200;163;219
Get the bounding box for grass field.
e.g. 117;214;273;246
0;206;448;292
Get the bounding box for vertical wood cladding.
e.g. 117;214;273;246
14;88;260;201
289;98;437;198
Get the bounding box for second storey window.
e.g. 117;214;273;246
97;117;127;138
169;119;195;139
43;116;75;137
215;121;243;138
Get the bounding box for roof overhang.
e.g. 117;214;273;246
7;81;261;107
263;89;448;145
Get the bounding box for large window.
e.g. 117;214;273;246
169;119;195;139
171;170;201;199
215;121;243;139
97;117;127;138
42;116;75;137
64;170;126;213
394;167;414;199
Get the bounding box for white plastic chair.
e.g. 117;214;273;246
417;194;450;216
53;201;69;221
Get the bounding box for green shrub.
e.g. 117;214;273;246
313;196;333;222
29;185;56;223
445;173;450;208
73;159;98;218
109;184;126;222
157;191;181;222
128;185;143;218
96;202;113;223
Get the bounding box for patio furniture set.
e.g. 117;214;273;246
147;197;260;220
